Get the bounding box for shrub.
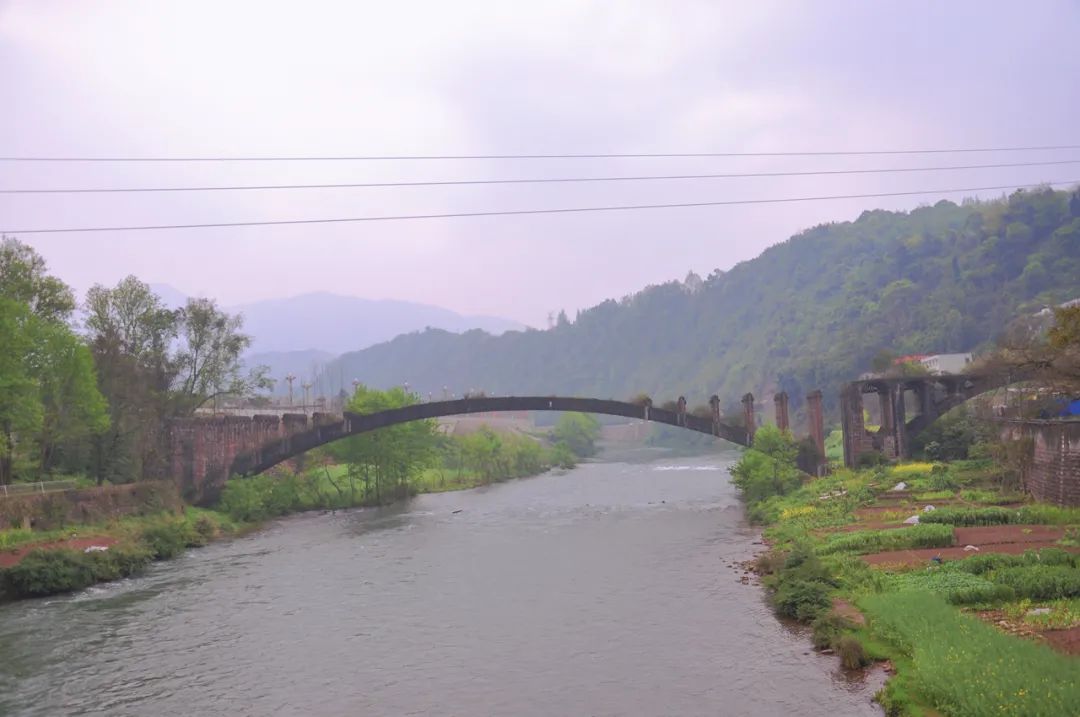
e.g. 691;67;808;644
0;549;96;597
837;635;870;669
773;579;832;621
810;612;854;650
140;522;192;560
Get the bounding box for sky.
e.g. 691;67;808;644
2;0;1079;327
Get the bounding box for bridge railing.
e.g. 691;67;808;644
0;480;78;499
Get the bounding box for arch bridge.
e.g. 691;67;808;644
169;392;830;504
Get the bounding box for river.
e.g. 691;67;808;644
0;449;883;716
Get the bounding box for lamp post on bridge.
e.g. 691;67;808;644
285;374;297;407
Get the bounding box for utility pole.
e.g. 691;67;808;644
285;374;297;407
301;382;312;413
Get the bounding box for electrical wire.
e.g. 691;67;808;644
3;159;1078;194
3;180;1074;235
2;145;1079;162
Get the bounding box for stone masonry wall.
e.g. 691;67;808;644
0;481;182;531
1001;420;1080;507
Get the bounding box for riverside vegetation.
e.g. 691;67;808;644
0;395;601;602
734;425;1080;716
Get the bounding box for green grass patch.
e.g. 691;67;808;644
816;524;954;556
920;504;1080;526
887;569;1015;605
990;565;1080;601
862;591;1080;716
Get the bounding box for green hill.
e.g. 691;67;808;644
314;187;1080;418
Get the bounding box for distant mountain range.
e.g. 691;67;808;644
146;287;525;393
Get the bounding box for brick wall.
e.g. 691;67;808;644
1002;420;1080;507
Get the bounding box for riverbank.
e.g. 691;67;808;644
741;453;1080;716
0;455;570;602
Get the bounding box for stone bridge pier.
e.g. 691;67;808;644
168;413;336;502
840;373;1014;468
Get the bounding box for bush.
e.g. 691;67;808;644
773;578;832;622
140;522;193;560
837;635;870;669
0;549;96;597
811;612;854;650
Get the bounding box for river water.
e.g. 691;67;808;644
0;450;883;716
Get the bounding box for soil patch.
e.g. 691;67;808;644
1041;626;1080;656
0;536;118;569
954;525;1065;546
832;598;866;625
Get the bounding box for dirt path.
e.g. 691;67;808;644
0;536;118;569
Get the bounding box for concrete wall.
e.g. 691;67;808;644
0;481;182;530
1001;419;1080;507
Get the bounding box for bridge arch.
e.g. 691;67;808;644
228;396;751;483
840;372;1023;467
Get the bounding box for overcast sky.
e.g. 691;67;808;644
2;0;1078;326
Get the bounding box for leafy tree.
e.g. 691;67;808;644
0;236;75;323
172;298;271;414
327;385;440;503
550;412;600;458
729;425;802;504
84;277;177;483
0;299;42;484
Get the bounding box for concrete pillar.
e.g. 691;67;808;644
840;383;867;468
806;390;825;464
677;396;687;426
709;395;721;436
742;393;756;444
773;392;790;432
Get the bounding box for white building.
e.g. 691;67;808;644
920;353;973;375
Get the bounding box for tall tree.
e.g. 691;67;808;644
0;236;75;323
84;277;177;483
172;298;271;414
0;299;42;484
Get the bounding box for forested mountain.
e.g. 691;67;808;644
314;188;1080;419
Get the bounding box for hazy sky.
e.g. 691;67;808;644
2;1;1078;326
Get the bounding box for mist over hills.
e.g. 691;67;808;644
147;288;524;356
310;188;1080;417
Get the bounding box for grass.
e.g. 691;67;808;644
920;504;1080;527
816;523;954;555
861;591;1080;717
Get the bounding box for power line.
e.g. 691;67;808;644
5;180;1073;236
2;145;1080;162
3;159;1078;195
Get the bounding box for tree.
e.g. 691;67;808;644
327;385;440;504
729;425;802;504
550;412;600;458
0;300;43;484
33;322;109;474
84;277;178;484
0;237;75;323
172;298;271;414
